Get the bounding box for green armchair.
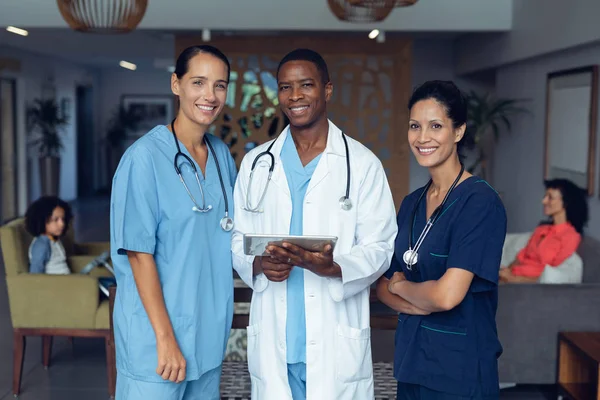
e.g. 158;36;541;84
0;217;116;398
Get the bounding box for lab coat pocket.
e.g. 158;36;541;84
335;324;372;383
418;322;467;381
246;323;262;380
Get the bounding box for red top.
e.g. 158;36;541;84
511;222;581;278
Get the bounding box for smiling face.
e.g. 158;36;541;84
408;98;465;169
171;52;228;129
277;60;332;129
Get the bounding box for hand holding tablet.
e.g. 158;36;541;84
243;234;338;256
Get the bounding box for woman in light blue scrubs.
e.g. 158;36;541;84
110;45;237;400
377;80;507;399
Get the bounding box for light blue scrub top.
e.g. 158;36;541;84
281;134;322;365
110;125;237;382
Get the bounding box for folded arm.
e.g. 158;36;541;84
376;276;430;315
388;268;474;312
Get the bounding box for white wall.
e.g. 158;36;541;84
456;0;600;74
0;45;98;210
491;41;600;239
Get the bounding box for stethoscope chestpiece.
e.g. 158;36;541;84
402;249;418;270
339;196;353;211
220;216;234;232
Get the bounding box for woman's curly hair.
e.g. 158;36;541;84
24;196;73;237
543;179;589;235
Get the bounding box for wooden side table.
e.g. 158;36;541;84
557;332;600;400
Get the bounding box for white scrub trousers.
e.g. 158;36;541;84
116;365;222;400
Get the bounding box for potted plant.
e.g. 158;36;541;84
462;91;530;180
27;98;69;196
104;105;141;185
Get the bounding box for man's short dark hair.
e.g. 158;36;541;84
276;48;330;84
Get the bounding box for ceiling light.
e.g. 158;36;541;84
56;0;148;33
6;26;28;36
202;28;211;42
119;60;137;71
167;66;175;73
376;30;386;43
368;29;380;39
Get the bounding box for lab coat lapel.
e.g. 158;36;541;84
306;154;329;196
269;128;291;197
306;120;345;196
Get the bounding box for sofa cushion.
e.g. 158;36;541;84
502;232;584;284
538;253;582;284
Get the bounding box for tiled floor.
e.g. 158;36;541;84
0;196;556;399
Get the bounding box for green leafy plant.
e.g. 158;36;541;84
105;105;141;149
27;98;69;158
462;91;530;177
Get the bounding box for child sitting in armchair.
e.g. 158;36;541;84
25;196;73;275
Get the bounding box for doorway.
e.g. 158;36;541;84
76;85;95;198
0;78;18;223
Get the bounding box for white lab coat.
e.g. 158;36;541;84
231;120;398;400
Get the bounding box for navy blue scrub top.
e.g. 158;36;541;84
384;177;507;397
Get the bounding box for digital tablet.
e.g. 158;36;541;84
243;234;338;256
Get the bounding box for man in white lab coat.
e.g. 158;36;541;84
231;48;398;400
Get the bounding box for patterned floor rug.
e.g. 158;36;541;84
220;361;396;399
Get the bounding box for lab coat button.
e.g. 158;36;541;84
310;340;316;346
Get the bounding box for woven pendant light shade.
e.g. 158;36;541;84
328;0;418;23
327;0;395;23
56;0;148;33
395;0;418;6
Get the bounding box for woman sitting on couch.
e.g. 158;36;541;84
500;178;588;283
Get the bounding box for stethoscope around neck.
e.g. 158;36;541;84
242;129;353;213
170;119;233;232
403;164;465;271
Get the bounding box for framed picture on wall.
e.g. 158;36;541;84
544;66;598;196
121;95;174;138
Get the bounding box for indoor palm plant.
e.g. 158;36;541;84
104;105;141;186
27;98;69;196
462;91;530;180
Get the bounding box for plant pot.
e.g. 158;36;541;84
39;156;60;196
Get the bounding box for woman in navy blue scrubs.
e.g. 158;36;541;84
376;80;507;399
